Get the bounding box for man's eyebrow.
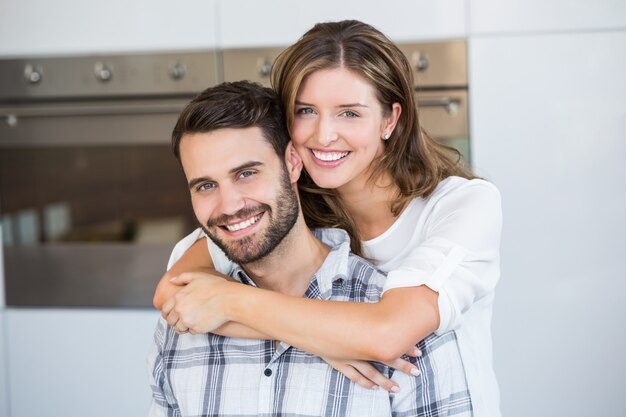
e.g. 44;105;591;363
294;100;368;108
229;161;264;174
187;161;264;190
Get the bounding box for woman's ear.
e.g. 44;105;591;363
382;102;402;138
284;141;303;183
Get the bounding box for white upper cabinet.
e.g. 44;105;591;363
0;0;219;56
470;0;626;34
217;0;467;48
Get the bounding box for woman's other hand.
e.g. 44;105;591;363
322;347;422;392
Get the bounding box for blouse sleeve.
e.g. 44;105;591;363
382;180;503;335
166;227;236;275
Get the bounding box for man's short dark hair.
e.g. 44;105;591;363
172;81;289;160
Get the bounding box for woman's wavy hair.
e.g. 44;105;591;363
271;20;475;255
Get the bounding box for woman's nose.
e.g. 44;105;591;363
316;116;339;146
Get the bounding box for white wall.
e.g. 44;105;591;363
5;309;159;417
0;311;8;417
468;2;626;415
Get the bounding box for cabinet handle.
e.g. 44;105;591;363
0;102;185;119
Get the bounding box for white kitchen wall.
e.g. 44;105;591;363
469;30;626;416
0;0;219;56
0;311;8;417
5;309;159;417
470;0;626;34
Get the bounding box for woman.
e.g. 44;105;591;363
156;20;502;416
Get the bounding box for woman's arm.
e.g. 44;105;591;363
230;284;439;362
167;273;439;363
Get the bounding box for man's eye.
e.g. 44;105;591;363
198;183;215;191
239;170;255;179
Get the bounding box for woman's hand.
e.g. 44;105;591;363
161;272;236;334
322;347;422;392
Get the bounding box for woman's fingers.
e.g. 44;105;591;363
405;346;423;358
347;360;400;392
382;356;421;377
323;357;400;392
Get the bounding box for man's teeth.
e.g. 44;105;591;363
312;150;349;162
225;214;261;232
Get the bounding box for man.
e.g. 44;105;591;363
147;81;471;416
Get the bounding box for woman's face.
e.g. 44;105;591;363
291;67;399;192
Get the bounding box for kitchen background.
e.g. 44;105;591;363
0;0;625;416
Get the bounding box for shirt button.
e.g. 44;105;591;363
264;368;272;377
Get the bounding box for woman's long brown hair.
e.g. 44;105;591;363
272;20;475;255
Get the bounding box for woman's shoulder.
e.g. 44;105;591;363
428;176;501;207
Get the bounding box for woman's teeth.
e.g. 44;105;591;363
312;150;349;161
225;214;262;232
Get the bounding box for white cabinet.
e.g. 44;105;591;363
469;31;626;417
470;0;626;34
0;0;219;56
6;309;160;417
217;0;467;48
0;311;8;417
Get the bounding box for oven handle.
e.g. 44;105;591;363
417;96;462;115
0;102;185;120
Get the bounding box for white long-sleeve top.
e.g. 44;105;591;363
364;176;502;417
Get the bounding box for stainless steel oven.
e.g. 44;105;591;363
0;41;468;308
0;52;218;307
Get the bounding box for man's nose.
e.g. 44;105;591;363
216;184;246;216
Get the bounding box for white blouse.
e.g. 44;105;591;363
362;176;502;417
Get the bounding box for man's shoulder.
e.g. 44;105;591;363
345;252;386;285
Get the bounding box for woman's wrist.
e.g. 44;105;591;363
220;280;250;324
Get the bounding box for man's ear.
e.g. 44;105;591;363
284;141;303;184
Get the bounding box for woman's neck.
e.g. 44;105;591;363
337;172;403;241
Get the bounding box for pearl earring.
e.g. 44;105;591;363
383;133;391;140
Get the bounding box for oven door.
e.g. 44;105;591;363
0;99;196;307
417;90;470;163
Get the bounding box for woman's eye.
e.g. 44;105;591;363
296;107;314;115
342;110;358;118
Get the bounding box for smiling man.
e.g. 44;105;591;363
147;81;471;417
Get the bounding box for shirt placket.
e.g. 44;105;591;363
257;339;292;415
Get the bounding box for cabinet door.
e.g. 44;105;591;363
0;0;219;56
6;309;159;417
470;0;626;34
0;310;8;417
470;32;626;417
217;0;466;48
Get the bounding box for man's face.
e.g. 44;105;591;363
180;126;299;264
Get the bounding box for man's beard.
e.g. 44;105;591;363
201;169;299;265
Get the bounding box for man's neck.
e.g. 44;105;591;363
241;219;330;297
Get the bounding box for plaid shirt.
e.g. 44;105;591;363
148;228;473;417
